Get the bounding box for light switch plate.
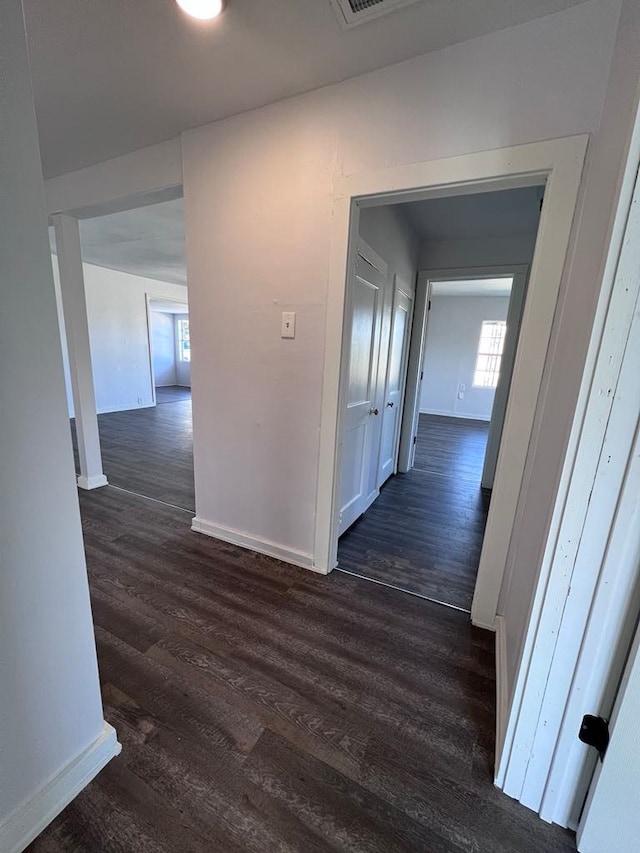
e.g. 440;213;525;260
281;312;296;339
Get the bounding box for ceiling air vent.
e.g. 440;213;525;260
329;0;422;28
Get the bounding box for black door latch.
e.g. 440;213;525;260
578;714;610;762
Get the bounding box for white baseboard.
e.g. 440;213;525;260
77;474;109;490
494;614;509;780
99;401;155;415
419;408;490;422
0;722;121;853
471;614;497;632
191;517;318;572
71;403;155;418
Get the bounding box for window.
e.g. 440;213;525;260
473;320;506;388
177;318;191;363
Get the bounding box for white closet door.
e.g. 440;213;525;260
338;247;387;535
377;284;412;487
578;621;640;853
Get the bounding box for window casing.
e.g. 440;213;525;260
473;320;506;388
177;318;191;363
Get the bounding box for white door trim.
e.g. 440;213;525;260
482;266;529;490
398;275;429;474
496;118;640;824
146;294;191;403
313;137;588;640
406;265;528;476
377;278;413;486
391;277;414;477
145;294;157;405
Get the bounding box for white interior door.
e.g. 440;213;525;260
577;618;640;853
481;270;528;490
378;283;412;487
398;277;431;473
338;243;388;535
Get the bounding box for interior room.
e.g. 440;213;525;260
3;1;640;852
337;188;540;611
50;198;195;510
149;298;191;403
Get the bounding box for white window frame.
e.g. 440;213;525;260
177;317;191;363
473;320;507;389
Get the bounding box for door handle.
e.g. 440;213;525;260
386;401;394;408
369;407;379;416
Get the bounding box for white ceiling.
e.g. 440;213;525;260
24;0;587;178
398;185;543;242
49;198;187;286
431;278;513;297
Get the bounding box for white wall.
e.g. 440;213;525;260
52;259;187;415
182;0;620;561
419;234;538;271
151;311;177;386
0;0;114;843
421;295;510;421
174;314;192;387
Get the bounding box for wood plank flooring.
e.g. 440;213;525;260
28;486;575;852
155;385;192;405
71;390;194;511
338;415;490;611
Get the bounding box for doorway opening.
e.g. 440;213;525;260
50;196;196;512
337;255;526;610
148;296;192;405
314;137;587;629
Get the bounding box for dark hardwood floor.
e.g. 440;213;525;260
28;486;575;852
73;405;490;610
155;385;192;405
338;415;491;611
71;389;194;511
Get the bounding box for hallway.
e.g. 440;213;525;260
28;486;574;853
338;415;490;611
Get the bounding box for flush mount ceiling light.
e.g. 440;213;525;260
175;0;225;20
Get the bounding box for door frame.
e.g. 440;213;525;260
313;136;588;636
146;295;190;405
398;275;429;474
496;118;640;827
145;294;157;405
377;277;413;485
400;264;528;479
